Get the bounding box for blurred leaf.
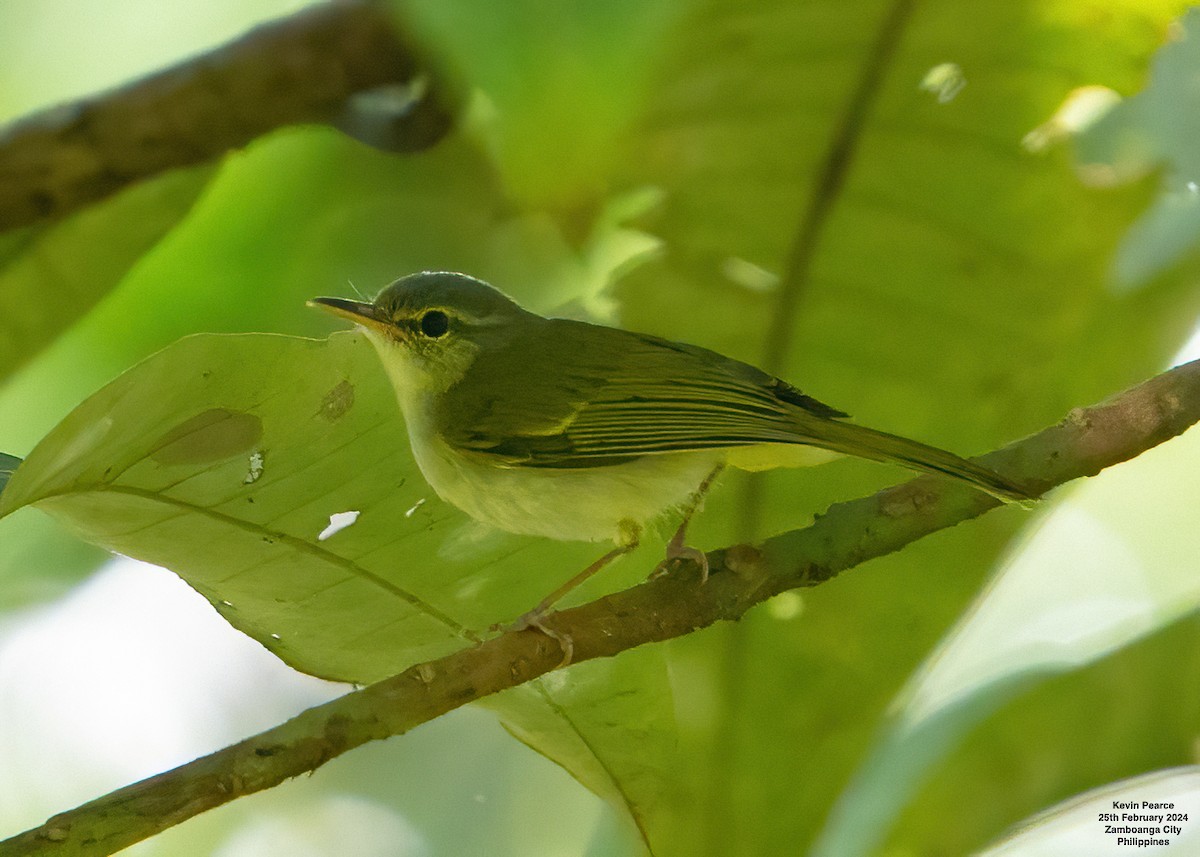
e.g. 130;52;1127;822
1072;8;1200;288
485;651;680;851
1111;182;1200;287
396;0;685;210
599;0;1199;854
817;423;1200;856
973;766;1200;856
914;437;1200;727
0;508;109;609
0;165;213;382
206;794;428;857
885;606;1200;855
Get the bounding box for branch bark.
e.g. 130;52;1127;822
0;2;458;232
4;358;1200;857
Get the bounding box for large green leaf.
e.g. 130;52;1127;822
0;329;673;845
2;331;587;678
599;0;1199;854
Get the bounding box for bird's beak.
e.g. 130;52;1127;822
307;297;391;334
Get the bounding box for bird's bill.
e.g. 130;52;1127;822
307;296;391;334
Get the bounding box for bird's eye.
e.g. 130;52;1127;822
419;309;450;338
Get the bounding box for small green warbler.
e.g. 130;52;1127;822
310;271;1030;617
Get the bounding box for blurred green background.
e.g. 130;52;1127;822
3;1;1200;855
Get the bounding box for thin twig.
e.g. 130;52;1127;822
737;0;916;534
762;0;916;375
3;358;1200;857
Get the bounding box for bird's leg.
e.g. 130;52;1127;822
500;521;641;666
653;464;725;583
526;542;636;619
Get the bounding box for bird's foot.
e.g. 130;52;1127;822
492;610;574;667
649;539;710;582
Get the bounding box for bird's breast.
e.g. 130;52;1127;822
402;416;718;543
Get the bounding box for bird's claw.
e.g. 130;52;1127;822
650;542;709;582
491;610;574;668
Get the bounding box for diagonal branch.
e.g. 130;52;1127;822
4;358;1200;857
0;2;459;232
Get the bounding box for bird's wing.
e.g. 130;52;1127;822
435;318;846;467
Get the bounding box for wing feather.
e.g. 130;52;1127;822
436;318;844;467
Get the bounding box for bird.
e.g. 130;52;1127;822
309;271;1032;633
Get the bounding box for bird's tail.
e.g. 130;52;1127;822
791;416;1035;505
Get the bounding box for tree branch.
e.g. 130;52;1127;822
4;358;1200;857
0;2;459;232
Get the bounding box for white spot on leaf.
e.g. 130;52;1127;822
404;498;427;519
318;510;360;541
243;451;264;484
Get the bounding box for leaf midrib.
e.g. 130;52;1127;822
35;482;478;642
